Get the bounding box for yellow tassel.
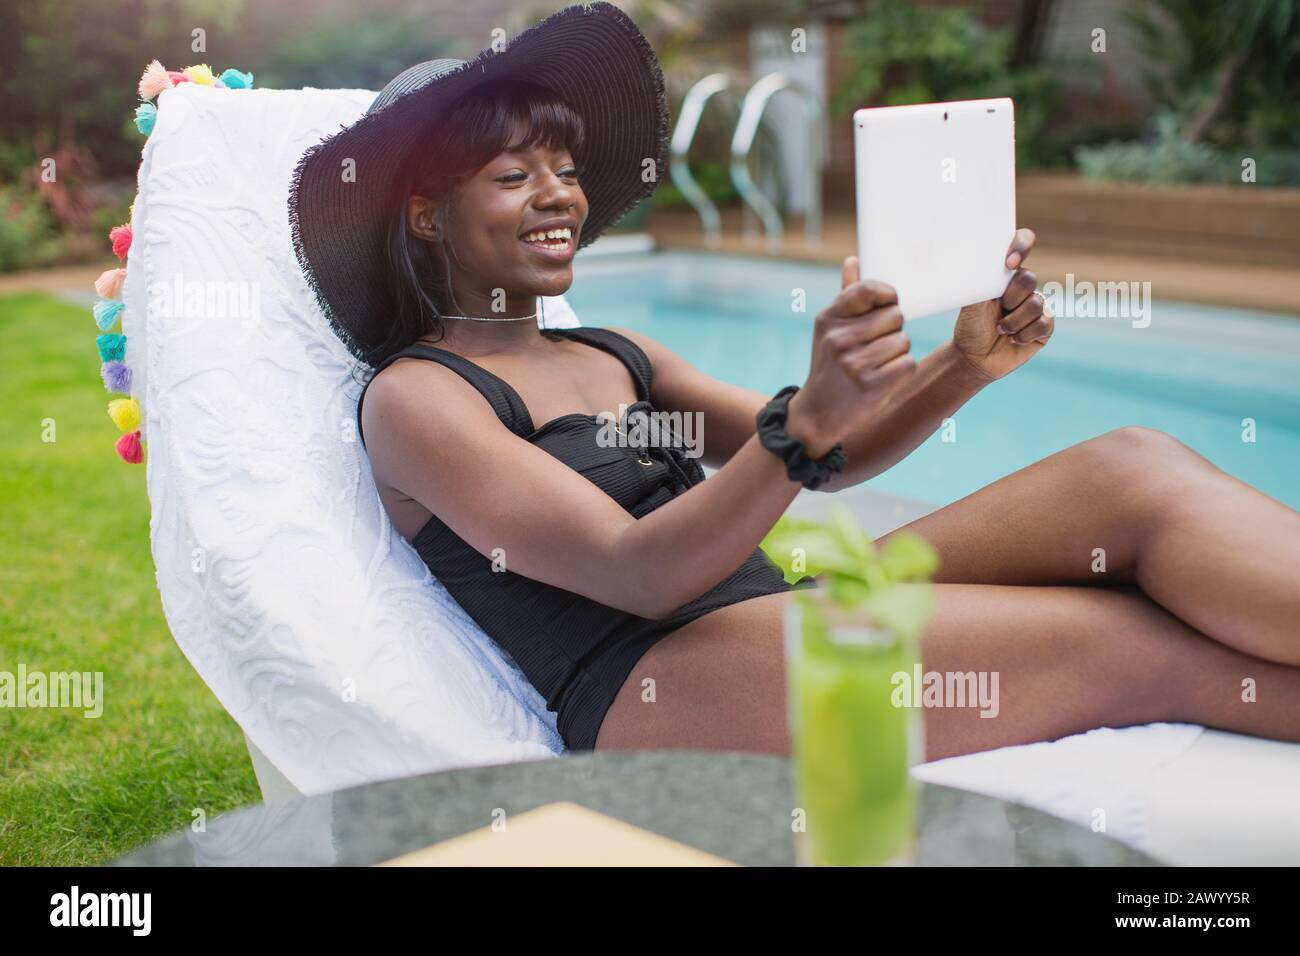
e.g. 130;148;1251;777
107;397;141;432
184;64;216;86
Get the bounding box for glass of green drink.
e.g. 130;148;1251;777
784;586;924;867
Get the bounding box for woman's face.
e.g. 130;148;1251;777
409;137;589;310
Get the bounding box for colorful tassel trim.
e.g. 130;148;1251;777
94;267;127;299
93;298;124;331
133;61;254;140
107;397;142;432
115;431;144;464
134;102;157;135
101;361;132;393
109;223;132;260
183;64;216;86
219;68;254;89
138;59;170;100
97;333;126;362
108;57;253;466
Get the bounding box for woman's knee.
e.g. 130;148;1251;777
1077;427;1207;503
1100;426;1194;459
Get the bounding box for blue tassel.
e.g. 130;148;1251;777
93;299;125;331
97;333;126;362
135;102;157;136
219;68;254;90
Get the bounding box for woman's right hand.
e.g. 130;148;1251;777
786;256;916;456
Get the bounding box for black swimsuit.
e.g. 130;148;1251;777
356;326;794;750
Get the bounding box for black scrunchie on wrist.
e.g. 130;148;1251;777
755;385;847;490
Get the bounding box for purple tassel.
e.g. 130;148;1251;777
101;361;133;393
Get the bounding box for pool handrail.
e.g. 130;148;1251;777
670;72;737;249
730;71;824;253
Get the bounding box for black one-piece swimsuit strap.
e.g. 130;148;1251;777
355;326;652;446
356;342;526;445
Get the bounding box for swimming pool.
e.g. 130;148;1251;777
565;250;1300;511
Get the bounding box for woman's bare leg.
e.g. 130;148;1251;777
594;586;1300;760
877;427;1300;665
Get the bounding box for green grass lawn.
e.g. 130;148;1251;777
0;292;260;866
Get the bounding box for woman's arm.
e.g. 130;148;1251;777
619;324;990;491
618;229;1052;493
802;338;993;492
363;277;910;621
823;228;1053;491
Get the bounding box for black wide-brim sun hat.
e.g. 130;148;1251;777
288;1;670;366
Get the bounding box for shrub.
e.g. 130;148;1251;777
1076;114;1300;186
0;185;63;273
832;0;1070;169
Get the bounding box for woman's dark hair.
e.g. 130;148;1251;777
377;78;586;363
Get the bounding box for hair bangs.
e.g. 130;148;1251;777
411;78;586;194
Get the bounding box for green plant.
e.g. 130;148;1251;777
831;0;1070;168
761;502;939;643
89;191;133;238
1075;113;1224;184
252;10;450;92
1034;114;1148;171
1076;114;1300;186
0;185;63;273
1127;0;1300;148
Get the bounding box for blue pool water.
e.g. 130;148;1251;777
565;251;1300;510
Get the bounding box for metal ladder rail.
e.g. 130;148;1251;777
668;72;736;249
729;71;824;252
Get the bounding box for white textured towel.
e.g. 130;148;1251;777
123;83;573;796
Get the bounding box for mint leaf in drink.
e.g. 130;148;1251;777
828;501;875;563
863;582;935;643
765;508;939;639
879;533;940;584
827;574;872;608
761;518;863;583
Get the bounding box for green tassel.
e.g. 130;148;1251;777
97;333;126;362
93;299;125;331
219;68;254;90
135;102;157;136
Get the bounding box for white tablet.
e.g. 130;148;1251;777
853;98;1017;319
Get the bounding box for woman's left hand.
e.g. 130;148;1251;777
952;228;1054;381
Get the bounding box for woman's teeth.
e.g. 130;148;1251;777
522;227;572;249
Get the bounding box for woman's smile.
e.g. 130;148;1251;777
519;219;578;262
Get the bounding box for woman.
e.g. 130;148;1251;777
289;3;1300;762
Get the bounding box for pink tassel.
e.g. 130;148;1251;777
110;224;132;261
138;59;172;100
115;430;144;464
167;70;191;86
94;267;127;300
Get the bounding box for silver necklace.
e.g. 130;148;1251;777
440;311;539;322
440;297;542;323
